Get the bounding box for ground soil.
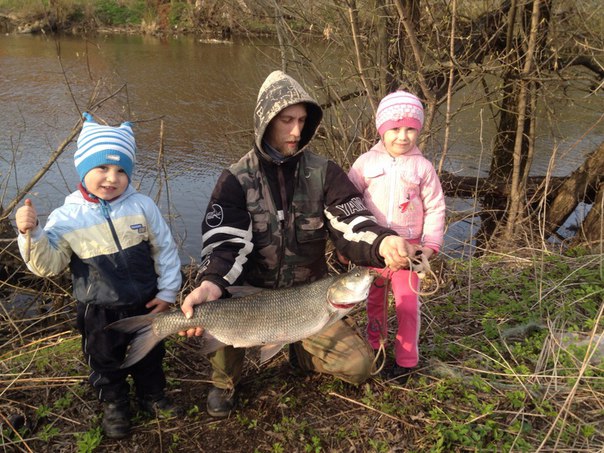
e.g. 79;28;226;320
1;302;420;452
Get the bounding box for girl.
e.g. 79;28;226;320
348;91;446;382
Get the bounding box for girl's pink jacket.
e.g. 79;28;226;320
348;141;446;252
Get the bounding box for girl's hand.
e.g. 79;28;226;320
419;247;435;260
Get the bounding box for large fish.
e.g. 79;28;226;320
108;267;375;368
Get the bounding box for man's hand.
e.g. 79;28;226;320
178;280;223;337
378;235;416;270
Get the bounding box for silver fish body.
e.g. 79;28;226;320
108;267;374;368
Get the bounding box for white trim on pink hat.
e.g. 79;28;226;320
376;91;424;136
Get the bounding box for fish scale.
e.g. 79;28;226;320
190;277;336;346
108;267;374;368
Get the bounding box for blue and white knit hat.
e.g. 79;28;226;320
75;112;136;183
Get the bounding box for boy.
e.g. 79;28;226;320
15;113;182;438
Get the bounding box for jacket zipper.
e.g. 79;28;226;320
99;199;143;305
275;165;288;287
386;157;396;227
99;199;123;252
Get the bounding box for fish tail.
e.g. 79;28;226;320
106;313;167;369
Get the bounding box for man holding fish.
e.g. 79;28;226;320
180;70;416;418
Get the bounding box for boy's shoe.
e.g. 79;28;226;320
102;400;131;439
138;393;184;418
206;386;237;418
383;365;413;385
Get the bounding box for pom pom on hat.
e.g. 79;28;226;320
75;112;136;183
375;91;424;136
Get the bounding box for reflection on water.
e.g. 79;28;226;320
1;33;602;259
1;33;281;258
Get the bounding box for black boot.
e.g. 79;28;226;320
206;386;237;418
102;400;131;439
138;392;184;418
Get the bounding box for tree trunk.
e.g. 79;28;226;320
580;183;603;245
546;141;604;236
504;0;542;240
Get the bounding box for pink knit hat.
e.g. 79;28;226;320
375;90;424;136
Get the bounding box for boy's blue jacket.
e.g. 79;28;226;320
18;185;181;308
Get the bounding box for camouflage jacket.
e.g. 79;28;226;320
230;149;329;287
198;70;395;291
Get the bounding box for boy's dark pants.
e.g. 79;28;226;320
76;302;166;403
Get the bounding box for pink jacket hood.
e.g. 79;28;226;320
348;141;445;252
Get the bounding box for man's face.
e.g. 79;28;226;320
264;103;307;157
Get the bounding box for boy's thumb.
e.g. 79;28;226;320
25;199;33;208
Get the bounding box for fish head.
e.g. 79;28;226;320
327;267;375;309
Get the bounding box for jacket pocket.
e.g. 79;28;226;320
365;167;385;179
295;215;327;243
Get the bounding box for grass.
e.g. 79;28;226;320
0;0;231;33
0;0;148;27
1;247;602;451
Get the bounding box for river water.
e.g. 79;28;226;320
1;33;602;260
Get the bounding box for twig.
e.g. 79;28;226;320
0;122;81;221
328;391;415;427
0;331;75;361
23;199;32;263
346;3;377;113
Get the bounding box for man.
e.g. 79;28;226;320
180;70;416;418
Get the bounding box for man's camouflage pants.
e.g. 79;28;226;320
208;316;374;389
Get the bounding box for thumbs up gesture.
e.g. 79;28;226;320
16;199;38;234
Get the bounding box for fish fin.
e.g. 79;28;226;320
106;314;166;369
199;333;228;355
226;285;264;298
121;324;166;368
326;310;348;327
106;313;159;334
259;343;286;364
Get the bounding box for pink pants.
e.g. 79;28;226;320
366;268;420;368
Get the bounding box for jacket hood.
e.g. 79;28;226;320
254;70;323;162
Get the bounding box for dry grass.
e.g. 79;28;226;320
1;248;602;452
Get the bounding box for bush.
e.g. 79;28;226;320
94;0;145;26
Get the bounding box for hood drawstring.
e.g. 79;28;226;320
77;183;112;219
98;199;111;219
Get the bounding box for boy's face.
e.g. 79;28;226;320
83;164;128;201
265;103;307;157
382;127;419;157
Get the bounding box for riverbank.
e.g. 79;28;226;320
2;248;603;451
0;0;278;38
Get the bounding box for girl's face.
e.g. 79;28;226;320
382;127;419;157
83;164;128;201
